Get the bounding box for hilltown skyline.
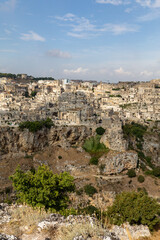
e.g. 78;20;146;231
1;0;160;82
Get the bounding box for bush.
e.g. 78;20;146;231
153;167;160;177
19;118;54;132
96;127;105;135
123;122;147;141
127;169;136;178
138;175;145;183
10;165;75;211
89;157;99;165
84;184;97;197
107;191;160;230
79;205;100;218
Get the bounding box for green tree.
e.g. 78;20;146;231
10;165;75;211
107;191;160;230
127;168;136;178
96;127;105;135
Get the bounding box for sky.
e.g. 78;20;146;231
0;0;160;82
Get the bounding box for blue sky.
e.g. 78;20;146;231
0;0;160;82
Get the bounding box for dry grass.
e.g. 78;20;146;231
0;205;50;237
138;230;160;240
57;222;108;240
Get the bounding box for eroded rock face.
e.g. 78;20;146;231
143;133;160;166
111;223;151;240
99;151;138;175
0;204;11;225
0;234;19;240
0;126;92;158
100;118;127;152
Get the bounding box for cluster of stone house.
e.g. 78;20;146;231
0;76;159;126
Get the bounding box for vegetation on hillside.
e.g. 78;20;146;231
122;122;147;142
83;134;109;158
0;72;16;79
10;165;75;211
19;118;54;132
107;191;160;230
96;127;105;135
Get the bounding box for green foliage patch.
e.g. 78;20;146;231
96;127;105;135
123;122;147;141
83;135;109;158
127;169;136;178
10;165;75;211
107;191;160;230
31;91;37;97
109;94;122;98
138;175;145;183
84;184;97;197
89;156;99;165
19;118;54;132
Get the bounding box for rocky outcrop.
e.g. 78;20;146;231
0;234;19;240
0;126;92;158
143;132;160;166
0;204;151;240
100;118;127;152
111;223;151;240
99;151;138;174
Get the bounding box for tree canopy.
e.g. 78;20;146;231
10;165;75;211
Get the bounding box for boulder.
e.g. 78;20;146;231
99;151;138;175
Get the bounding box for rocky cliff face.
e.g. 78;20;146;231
0;126;92;159
143;132;160;166
99;151;138;175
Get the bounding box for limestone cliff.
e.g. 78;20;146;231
0;126;92;159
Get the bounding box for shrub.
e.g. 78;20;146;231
79;205;100;218
96;127;105;135
107;191;160;230
84;184;97;197
123;122;147;141
76;188;83;196
152;167;160;177
127;169;136;178
19;118;54;132
58;155;62;159
89;157;99;165
10;165;75;211
138;175;145;183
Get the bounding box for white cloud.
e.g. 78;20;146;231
64;67;88;74
101;23;139;34
0;0;17;11
137;9;160;21
55;13;77;22
47;49;71;59
96;0;130;5
115;67;132;75
136;0;160;8
20;31;45;42
140;70;153;76
56;13;139;38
